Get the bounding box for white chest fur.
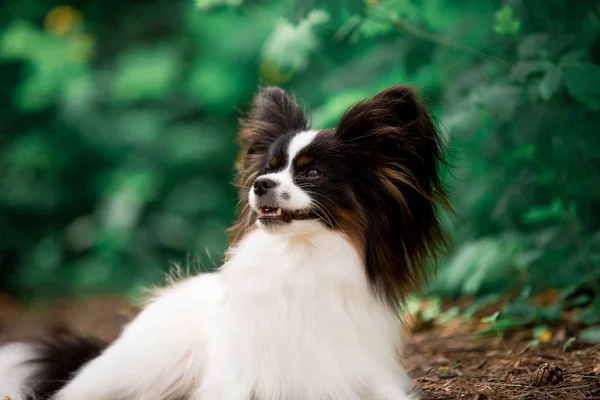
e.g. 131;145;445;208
46;226;415;400
196;228;412;400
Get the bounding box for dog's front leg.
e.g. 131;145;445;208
53;294;207;400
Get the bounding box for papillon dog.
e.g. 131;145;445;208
0;85;450;400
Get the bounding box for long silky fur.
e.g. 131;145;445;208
228;87;308;247
25;334;106;400
333;85;451;305
229;85;451;306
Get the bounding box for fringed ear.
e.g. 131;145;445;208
229;87;307;246
336;85;451;305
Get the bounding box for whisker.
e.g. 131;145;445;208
235;194;249;207
304;195;338;228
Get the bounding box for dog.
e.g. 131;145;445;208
0;85;450;400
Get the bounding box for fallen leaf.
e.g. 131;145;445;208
534;289;559;307
539;329;553;343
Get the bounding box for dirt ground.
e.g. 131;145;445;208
405;319;600;399
1;293;599;399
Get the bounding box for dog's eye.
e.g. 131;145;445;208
305;169;322;178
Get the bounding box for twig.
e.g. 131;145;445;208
476;358;488;369
417;368;434;384
369;11;512;68
537;353;565;361
441;377;457;388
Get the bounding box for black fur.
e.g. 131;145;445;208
232;85;451;305
24;335;106;400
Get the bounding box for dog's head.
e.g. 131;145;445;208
230;85;451;303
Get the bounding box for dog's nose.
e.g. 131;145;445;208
253;177;278;196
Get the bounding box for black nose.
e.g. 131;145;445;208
253;177;278;196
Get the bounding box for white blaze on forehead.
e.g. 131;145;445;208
249;129;321;213
285;129;320;168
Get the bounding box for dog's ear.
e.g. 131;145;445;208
229;87;307;246
335;85;451;304
239;86;307;163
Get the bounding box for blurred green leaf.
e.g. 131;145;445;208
509;60;553;83
111;48;179;104
539;65;562;101
577;307;600;325
434;235;525;296
521;198;565;225
478;318;524;335
579;326;600;344
187;61;246;109
261;10;330;73
493;6;521;36
536;305;562;323
195;0;243;11
481;311;499;323
0;21;43;60
563;62;600;102
562;337;576;351
518;33;550;59
533;325;548;338
420;298;442;322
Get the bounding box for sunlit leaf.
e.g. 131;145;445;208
0;21;43;60
44;5;83;36
261;10;330;73
420;298;442;322
533;326;552;343
194;0;243;11
493;6;521;36
481;311;499;324
562;337;576;352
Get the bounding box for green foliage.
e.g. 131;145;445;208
0;0;599;330
562;336;576;351
262;10;331;73
493;6;521;36
195;0;243;11
579;326;600;344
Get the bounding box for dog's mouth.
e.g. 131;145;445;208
258;207;316;223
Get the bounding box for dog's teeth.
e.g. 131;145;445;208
276;208;282;216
